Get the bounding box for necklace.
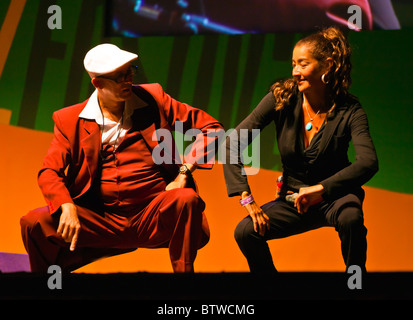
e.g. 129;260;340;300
110;116;123;154
100;110;124;158
304;104;321;131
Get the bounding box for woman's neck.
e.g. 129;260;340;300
302;89;331;113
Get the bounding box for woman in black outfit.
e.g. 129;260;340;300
223;27;378;273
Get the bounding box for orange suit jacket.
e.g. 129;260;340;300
38;83;224;216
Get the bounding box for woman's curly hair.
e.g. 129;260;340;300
271;26;352;111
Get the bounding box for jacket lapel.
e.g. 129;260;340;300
313;105;345;161
81;119;101;180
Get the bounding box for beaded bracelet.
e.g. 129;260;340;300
239;195;254;206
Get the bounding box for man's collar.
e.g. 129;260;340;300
79;89;149;124
79;90;103;123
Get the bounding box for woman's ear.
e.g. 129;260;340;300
325;57;334;73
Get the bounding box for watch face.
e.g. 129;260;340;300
179;165;188;174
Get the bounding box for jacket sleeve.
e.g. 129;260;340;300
37;111;74;214
223;92;276;197
320;104;379;199
151;83;225;169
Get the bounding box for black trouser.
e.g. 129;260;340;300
234;192;367;273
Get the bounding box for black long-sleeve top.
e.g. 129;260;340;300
223;91;379;201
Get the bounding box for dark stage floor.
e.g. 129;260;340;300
1;271;412;299
0;272;412;316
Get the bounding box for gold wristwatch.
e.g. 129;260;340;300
179;164;191;176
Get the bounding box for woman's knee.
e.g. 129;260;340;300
336;206;365;231
234;217;256;245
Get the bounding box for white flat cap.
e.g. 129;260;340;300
83;43;138;75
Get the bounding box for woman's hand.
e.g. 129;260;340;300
241;191;270;236
294;184;325;214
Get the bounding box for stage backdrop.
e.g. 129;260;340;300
0;0;412;272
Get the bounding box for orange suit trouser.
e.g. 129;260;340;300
20;188;207;273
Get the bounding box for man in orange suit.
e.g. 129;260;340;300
20;44;224;273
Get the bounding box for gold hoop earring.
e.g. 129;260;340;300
321;74;329;84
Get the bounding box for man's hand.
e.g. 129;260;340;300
294;184;325;214
165;163;196;191
57;203;81;251
165;174;188;190
241;191;270;237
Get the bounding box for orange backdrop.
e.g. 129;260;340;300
1;122;412;273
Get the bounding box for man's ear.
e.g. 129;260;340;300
91;77;102;89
